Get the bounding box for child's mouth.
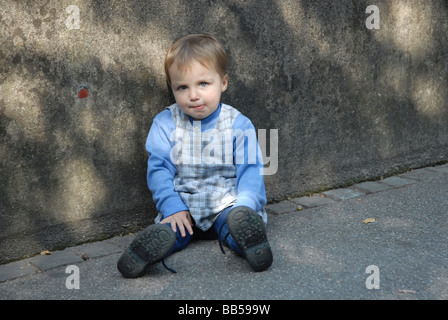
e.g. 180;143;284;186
191;105;205;111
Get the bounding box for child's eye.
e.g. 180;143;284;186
177;85;187;91
199;82;208;87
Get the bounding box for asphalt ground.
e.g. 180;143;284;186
1;164;447;304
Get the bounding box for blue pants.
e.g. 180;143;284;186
163;206;243;256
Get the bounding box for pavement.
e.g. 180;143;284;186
1;164;448;301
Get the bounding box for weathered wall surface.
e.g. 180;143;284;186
1;0;447;263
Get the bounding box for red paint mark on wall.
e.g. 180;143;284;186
78;87;88;99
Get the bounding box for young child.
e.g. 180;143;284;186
117;33;273;278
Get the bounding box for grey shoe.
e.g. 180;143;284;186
117;224;176;278
226;206;273;272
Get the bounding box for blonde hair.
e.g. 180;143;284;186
164;33;227;87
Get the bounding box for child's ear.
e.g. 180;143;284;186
221;74;228;92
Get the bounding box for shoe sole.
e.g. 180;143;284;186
226;206;273;272
117;224;176;278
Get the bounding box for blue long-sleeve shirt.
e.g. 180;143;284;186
146;103;267;223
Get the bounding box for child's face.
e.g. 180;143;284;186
169;60;228;120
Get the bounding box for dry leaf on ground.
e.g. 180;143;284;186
362;218;376;224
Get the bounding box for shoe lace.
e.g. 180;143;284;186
161;256;177;274
161;224;230;272
218;223;231;255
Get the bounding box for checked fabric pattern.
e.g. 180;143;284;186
168;103;241;231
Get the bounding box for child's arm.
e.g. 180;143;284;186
146;111;190;225
233;115;267;211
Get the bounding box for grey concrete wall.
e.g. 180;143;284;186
1;0;447;263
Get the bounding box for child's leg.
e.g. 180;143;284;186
213;206;243;256
117;222;196;278
165;222;194;255
117;223;177;278
225;206;273;272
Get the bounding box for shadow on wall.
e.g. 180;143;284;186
0;0;447;263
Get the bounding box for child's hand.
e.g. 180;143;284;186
160;210;194;238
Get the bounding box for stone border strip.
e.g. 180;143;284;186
0;235;135;283
266;164;448;215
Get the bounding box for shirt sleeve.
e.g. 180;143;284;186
146;110;189;218
232;114;267;211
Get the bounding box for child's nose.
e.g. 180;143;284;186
189;89;199;101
